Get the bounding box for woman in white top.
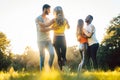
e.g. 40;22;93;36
83;15;99;70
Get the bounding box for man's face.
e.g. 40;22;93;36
45;8;50;15
85;16;90;23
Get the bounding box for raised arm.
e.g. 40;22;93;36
36;18;54;27
36;18;55;32
65;19;70;29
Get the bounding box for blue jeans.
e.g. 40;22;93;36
38;40;54;71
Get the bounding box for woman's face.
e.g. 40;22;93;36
53;11;56;17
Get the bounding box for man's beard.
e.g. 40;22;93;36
45;11;49;15
85;19;90;23
85;20;89;23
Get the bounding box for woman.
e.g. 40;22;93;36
76;19;88;71
52;6;70;70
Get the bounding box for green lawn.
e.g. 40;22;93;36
0;68;120;80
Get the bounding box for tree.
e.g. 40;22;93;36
12;46;39;71
23;46;39;70
66;45;81;70
0;32;12;70
97;14;120;70
0;32;10;52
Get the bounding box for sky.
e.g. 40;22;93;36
0;0;120;54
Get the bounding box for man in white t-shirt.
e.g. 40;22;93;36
83;15;99;70
35;4;55;71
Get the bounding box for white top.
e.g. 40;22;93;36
84;24;98;46
35;15;51;42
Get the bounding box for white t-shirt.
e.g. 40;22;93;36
35;15;51;42
84;24;98;46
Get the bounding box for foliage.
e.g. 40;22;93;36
0;32;12;71
12;54;25;71
66;46;81;71
11;45;81;71
0;32;10;52
0;68;120;80
12;46;39;71
0;32;84;71
97;14;120;70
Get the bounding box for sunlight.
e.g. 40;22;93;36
1;0;119;54
65;30;78;47
1;69;120;80
38;69;61;80
50;31;54;43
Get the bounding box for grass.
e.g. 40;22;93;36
0;67;120;80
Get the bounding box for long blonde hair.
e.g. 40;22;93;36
54;6;65;26
77;19;84;36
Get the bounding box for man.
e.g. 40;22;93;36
35;4;55;71
83;15;99;70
